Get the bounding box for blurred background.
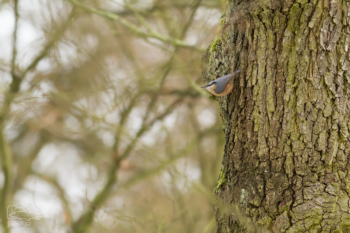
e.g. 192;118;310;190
0;0;226;232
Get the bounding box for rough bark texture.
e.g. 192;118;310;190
202;0;350;232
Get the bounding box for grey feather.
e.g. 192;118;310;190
214;70;241;94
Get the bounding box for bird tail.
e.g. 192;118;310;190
231;69;241;76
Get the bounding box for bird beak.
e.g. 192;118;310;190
201;85;208;88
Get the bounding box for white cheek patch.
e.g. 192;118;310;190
206;86;214;92
205;85;214;91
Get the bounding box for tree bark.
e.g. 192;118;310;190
202;0;350;232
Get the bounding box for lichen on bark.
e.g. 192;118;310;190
202;0;350;232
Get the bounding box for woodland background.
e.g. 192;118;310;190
0;0;227;232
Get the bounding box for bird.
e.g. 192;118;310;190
201;70;241;96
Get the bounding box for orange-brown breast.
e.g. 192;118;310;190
206;84;217;95
206;81;234;96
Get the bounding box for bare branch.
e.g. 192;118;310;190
0;1;20;231
71;96;183;233
0;8;75;233
65;0;202;51
34;172;73;225
120;139;197;189
21;8;76;79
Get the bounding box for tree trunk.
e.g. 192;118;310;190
202;0;350;232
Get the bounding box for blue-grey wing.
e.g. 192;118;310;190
214;74;233;94
214;70;240;94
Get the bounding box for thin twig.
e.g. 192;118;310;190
131;217;139;233
11;0;19;80
71;97;184;233
33;172;73;225
141;0;203;123
65;0;201;51
120;138;197;189
21;9;76;80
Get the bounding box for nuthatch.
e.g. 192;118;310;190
201;70;241;96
